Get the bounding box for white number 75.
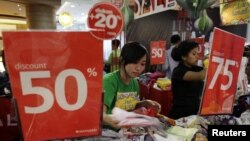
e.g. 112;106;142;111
208;56;236;91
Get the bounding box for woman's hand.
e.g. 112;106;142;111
166;118;176;126
103;113;121;129
135;99;161;113
103;105;121;129
157;114;176;126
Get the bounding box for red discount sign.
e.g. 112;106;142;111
150;41;166;65
87;2;123;40
3;32;103;140
191;37;205;59
200;28;245;115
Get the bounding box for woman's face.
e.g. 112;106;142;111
183;47;199;67
125;55;147;78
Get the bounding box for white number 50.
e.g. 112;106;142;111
20;69;87;114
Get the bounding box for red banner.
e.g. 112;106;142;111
3;32;103;140
200;28;245;115
191;37;205;59
150;41;166;65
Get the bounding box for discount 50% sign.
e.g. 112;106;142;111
2;31;103;141
150;41;166;65
87;2;123;40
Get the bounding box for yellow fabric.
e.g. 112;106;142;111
203;59;209;69
115;92;139;111
166;126;198;141
156;78;171;90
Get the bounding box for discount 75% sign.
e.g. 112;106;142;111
200;28;245;115
87;2;123;40
150;41;166;65
2;31;103;141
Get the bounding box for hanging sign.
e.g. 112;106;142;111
2;31;103;141
200;28;245;115
191;37;205;60
87;2;123;40
132;0;179;19
150;41;166;65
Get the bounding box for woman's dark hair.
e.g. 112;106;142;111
171;40;199;61
170;34;181;44
120;42;147;66
112;39;120;47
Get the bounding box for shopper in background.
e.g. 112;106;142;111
163;34;181;78
170;40;207;119
103;42;175;129
0;50;11;98
0;50;21;140
107;39;121;72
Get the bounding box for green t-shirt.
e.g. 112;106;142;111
103;70;140;114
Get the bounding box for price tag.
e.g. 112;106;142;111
200;28;245;115
2;32;103;140
150;41;166;65
191;37;205;59
87;2;123;40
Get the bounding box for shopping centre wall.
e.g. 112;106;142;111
127;10;179;72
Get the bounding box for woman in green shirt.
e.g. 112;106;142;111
103;42;162;129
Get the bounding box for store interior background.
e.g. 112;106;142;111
0;0;249;73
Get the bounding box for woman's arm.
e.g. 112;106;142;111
102;105;120;129
183;68;207;81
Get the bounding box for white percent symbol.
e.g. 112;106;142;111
87;68;97;77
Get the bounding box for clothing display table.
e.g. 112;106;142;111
139;82;173;116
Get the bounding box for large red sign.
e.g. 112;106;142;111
87;2;123;40
150;41;166;65
200;28;245;115
3;32;103;141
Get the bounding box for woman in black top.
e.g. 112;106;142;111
170;40;207;119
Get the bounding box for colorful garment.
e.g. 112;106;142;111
103;71;140;114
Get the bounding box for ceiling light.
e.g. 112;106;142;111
58;12;73;27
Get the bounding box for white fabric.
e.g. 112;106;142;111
112;108;162;128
